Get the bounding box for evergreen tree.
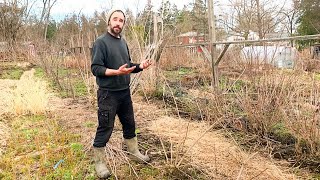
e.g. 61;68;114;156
136;0;153;45
176;5;194;34
190;0;208;38
297;0;320;36
46;20;57;41
296;0;320;47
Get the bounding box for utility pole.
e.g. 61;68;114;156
207;0;218;87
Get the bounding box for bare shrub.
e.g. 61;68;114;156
298;48;320;72
149;44;320;170
159;47;202;70
214;70;319;167
63;55;88;69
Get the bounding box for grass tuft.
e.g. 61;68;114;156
12;69;49;115
0;114;94;179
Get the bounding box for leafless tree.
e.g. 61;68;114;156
40;0;58;40
279;5;298;46
0;0;35;45
221;0;287;39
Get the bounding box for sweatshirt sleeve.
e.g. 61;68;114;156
91;39;107;77
131;62;143;73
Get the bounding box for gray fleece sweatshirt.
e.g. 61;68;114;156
91;32;142;91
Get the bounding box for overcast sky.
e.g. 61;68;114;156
50;0;195;20
44;0;292;21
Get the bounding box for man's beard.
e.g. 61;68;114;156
110;25;122;36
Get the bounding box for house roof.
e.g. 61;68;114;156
265;32;289;39
177;31;204;37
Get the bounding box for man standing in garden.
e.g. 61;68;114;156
90;8;152;178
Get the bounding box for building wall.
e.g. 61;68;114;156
241;46;298;68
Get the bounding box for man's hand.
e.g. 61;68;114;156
104;64;136;76
139;59;152;69
118;64;136;75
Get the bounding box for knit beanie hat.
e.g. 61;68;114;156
106;8;126;25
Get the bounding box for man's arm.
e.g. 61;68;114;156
91;39;107;77
105;64;136;76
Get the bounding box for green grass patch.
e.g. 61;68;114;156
34;67;89;98
84;121;96;128
74;80;88;97
58;68;70;77
114;163;208;180
56;79;88;98
270;123;296;144
219;76;246;92
178;67;194;75
0;114;94;179
164;67;195;79
314;73;320;81
313;173;320;179
0;66;24;79
34;67;45;78
147;87;165;99
139;166;160;178
164;70;181;80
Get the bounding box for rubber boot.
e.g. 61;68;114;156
93;147;111;178
124;137;150;163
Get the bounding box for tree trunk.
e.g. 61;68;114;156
256;0;263;39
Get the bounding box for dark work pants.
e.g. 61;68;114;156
93;88;136;147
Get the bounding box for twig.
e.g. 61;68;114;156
138;80;170;163
236;152;259;180
175;122;190;166
249;168;268;180
236;165;244;180
176;117;223;167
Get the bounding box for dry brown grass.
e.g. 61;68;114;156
139;44;320;174
0;79;18;115
159;47;203;70
12;69;50;115
0;122;9;155
0;68;50;116
62;55;89;69
148;116;297;179
162;68;320;170
136;66;158;95
235;70;320;157
296;49;320;72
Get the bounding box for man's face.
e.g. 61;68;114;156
109;11;125;36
